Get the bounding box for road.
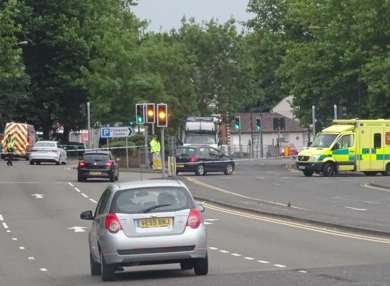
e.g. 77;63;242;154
1;161;390;285
183;160;390;233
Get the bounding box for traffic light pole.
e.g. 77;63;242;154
144;125;150;169
161;127;166;177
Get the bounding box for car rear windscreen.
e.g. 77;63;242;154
83;154;109;162
110;187;194;214
176;147;197;158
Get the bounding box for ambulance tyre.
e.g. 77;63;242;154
383;163;390;176
323;162;336;177
303;170;313;177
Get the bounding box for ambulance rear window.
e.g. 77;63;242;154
374;134;381;149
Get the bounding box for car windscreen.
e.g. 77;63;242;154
83;154;109;162
34;142;56;148
176;147;198;158
311;134;338;148
110;187;194;214
185;134;216;145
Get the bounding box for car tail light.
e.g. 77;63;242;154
79;161;86;168
187;209;202;229
105;160;113;168
104;213;122;233
189;156;199;162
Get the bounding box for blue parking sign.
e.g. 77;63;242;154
100;128;112;139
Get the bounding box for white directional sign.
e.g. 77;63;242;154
32;193;44;199
67;226;87;233
100;127;134;139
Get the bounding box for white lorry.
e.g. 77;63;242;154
182;117;221;149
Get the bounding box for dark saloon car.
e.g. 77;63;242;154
176;145;234;176
77;151;119;182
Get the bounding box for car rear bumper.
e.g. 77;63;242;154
78;169;113;178
296;162;324;172
98;226;207;265
30;154;59;162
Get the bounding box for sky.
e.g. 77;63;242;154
132;0;251;32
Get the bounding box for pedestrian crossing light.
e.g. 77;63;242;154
256;117;261;131
135;104;145;125
146;103;155;124
157;103;168;128
233;116;240;129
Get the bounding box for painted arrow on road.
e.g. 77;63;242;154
67;226;87;233
32;193;44;199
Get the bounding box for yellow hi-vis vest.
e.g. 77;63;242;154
150;139;161;153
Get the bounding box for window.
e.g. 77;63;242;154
338;135;353;149
110;187;194;214
95;189;111;216
374;133;382;149
273;118;286;131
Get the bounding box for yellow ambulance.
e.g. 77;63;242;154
1;122;36;160
296;119;390;176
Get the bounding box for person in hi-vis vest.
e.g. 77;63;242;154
150;136;161;170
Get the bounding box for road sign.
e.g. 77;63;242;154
100;127;134;139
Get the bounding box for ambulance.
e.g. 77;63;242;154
296;119;390;176
1;122;36;160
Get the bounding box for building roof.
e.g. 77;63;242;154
231;112;306;134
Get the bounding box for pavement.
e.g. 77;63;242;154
2;160;390;285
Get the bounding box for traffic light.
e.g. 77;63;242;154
156;103;168;127
256;117;261;131
233;116;240;129
146;103;155;124
135;104;145;125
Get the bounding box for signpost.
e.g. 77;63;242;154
100;127;134;168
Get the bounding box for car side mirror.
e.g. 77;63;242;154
80;210;94;220
197;202;205;213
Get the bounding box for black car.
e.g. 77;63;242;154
176;145;234;176
77;151;119;182
60;142;86;158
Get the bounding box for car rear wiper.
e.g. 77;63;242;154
142;204;172;213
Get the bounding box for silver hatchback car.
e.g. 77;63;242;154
80;180;208;281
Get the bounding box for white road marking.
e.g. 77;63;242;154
31;193;44;199
89;198;97;204
81;193;88;198
274;264;286;268
19;246;25;250
244;257;255;261
40;268;48;272
363;183;390;193
68;182;74;187
6;230;11;233
12;237;18;241
219;250;230;254
205;219;219;222
67;226;87;233
345;206;367;212
74;187;81;193
205;203;390;244
2;222;8;229
186;177;307;210
28;256;35;261
0;214;3;221
208;247;218;251
204;222;213;225
298;270;308;273
257;260;270;264
231;253;241;257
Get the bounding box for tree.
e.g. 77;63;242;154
0;0;29;130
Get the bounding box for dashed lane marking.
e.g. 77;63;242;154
19;246;25;250
244;257;255;261
12;237;18;241
209;247;218;251
6;230;11;233
274;264;287;268
258;260;270;264
68;182;74;187
231;253;241;257
205;203;390;245
0;214;3;221
40;268;48;272
345;206;367;212
219;250;230;254
81;193;88;198
28;257;36;261
298;270;308;273
2;222;8;229
74;187;81;193
89;198;97;204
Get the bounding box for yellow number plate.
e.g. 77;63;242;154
176;164;184;168
89;171;101;176
139;218;172;228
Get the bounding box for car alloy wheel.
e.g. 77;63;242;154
196;165;205;176
224;164;233;175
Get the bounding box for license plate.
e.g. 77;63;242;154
298;165;306;170
176;164;184;168
89;171;101;176
138;217;172;228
